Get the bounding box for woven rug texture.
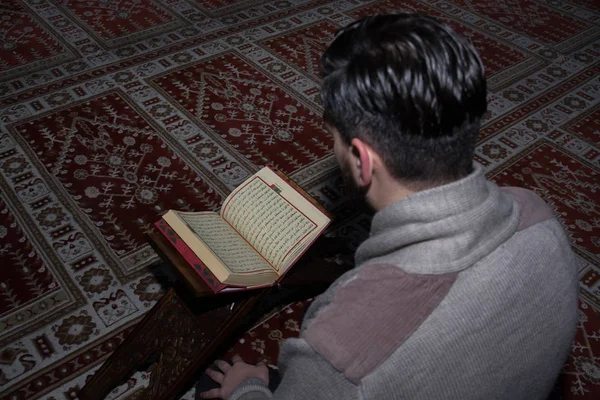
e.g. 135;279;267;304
0;0;599;399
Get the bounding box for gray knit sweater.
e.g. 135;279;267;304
231;166;579;400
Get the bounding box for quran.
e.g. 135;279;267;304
154;167;331;293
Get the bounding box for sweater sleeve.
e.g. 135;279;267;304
231;263;456;399
228;378;272;400
229;338;358;400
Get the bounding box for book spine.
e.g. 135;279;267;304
153;219;228;293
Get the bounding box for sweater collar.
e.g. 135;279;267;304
354;166;520;274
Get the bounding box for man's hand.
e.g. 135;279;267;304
200;354;270;399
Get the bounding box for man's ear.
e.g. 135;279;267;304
350;138;374;187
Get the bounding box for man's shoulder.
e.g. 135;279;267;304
498;186;572;266
302;264;456;383
499;186;555;232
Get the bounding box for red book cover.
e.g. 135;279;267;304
154;219;229;293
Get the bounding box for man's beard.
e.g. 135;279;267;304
338;158;369;203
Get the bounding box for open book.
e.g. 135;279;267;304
154;167;331;293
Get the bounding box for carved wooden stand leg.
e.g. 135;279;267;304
79;288;264;400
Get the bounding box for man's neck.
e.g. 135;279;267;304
367;173;416;211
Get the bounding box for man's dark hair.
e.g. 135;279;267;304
321;13;487;187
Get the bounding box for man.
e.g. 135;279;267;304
199;13;579;399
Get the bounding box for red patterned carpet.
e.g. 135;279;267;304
0;0;599;399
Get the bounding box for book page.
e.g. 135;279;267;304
167;211;273;275
220;168;330;272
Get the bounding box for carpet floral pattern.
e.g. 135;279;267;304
0;0;598;399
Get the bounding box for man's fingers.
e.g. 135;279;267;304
205;368;224;384
231;354;243;364
256;361;266;367
213;359;231;373
199;388;222;399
